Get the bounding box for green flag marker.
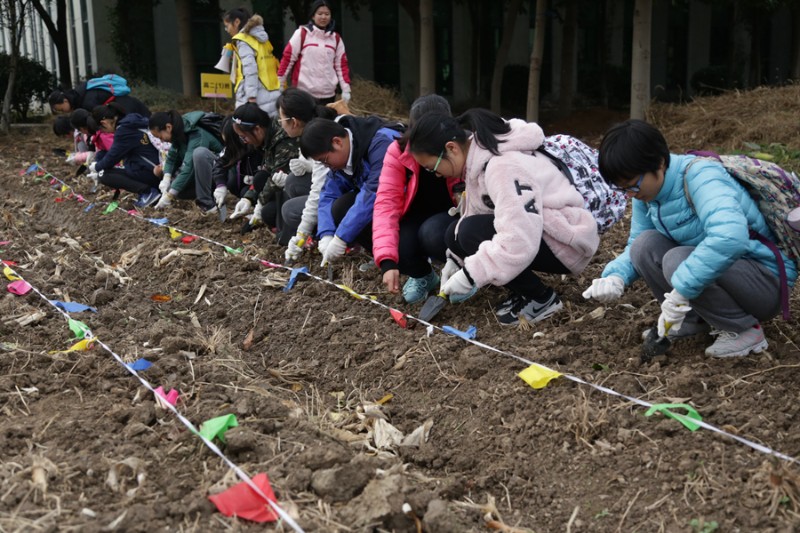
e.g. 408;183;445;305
67;319;90;339
645;403;702;432
224;246;243;255
199;414;239;443
103;201;119;214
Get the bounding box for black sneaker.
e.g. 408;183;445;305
497;291;563;326
495;293;524;315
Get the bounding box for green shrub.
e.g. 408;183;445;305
0;53;57;121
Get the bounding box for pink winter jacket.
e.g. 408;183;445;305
372;140;462;268
460;119;600;288
278;25;350;99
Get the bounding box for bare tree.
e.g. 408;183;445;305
490;0;523;114
30;0;70;87
419;0;435;95
176;0;195;96
1;0;31;133
792;3;800;80
630;0;652;120
558;0;577;118
526;0;547;122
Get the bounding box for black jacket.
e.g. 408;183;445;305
95;114;159;180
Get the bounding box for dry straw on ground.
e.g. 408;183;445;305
649;83;800;157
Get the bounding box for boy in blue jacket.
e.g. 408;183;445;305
583;120;797;358
299;116;402;266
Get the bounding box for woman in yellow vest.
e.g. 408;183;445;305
223;8;281;117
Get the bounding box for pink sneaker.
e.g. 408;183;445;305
705;325;768;358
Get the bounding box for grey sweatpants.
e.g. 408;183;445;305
629;230;781;332
192;147;218;209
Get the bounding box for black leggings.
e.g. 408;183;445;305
99;168;158;194
397;211;455;277
445;214;570;298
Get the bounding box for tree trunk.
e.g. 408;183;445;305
490;0;523;114
526;0;547;122
558;0;577;118
176;0;196;96
1;0;25;133
399;0;421;96
30;0;70;87
419;0;435;96
792;4;800;80
630;0;652;120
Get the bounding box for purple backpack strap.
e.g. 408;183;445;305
750;230;791;320
687;149;721;160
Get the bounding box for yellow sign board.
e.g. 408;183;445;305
201;73;232;99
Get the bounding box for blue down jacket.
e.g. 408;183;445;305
602;154;797;298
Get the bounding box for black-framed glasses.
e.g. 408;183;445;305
424;149;444;173
616;173;645;194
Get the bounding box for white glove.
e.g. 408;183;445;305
285;233;306;262
341;90;351;103
582;275;625;303
442;269;478;303
439;258;460;291
66;153;78;164
271;170;288;188
155;191;174;210
158;174;172;194
658;289;691;337
243;175;254;185
88;161;97;174
85;151;95;166
250;201;264;224
213;186;228;207
230;197;253;219
317;235;333;255
289;158;313;176
320;235;347;266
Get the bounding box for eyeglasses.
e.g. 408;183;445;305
617;173;645;194
424;149;445;173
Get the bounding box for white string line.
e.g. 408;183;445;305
0;260;304;532
34;165;800;467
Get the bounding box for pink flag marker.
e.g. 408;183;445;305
7;280;32;295
153;386;179;407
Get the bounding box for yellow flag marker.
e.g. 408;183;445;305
518;364;562;389
60;184;69;192
169;227;182;239
3;266;20;281
49;338;95;354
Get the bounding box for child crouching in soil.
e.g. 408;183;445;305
582;119;797;358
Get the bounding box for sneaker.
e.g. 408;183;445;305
705;325;768;358
495;293;524;315
134;187;161;208
497;290;563;326
641;321;711;341
403;271;440;304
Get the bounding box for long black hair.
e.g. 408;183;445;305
231;102;273;147
307;0;335;32
87;102;126;133
276;87;336;125
408;108;510;158
149;110;186;146
220;116;249;168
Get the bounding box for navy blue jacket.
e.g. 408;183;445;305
95;114;160;180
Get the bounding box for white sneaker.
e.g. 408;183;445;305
705;325;768;358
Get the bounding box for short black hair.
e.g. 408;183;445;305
53;114;73;136
598;119;671;186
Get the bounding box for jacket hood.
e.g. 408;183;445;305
242;15;268;42
119;113;149;130
467;119;545;177
182;110;206;131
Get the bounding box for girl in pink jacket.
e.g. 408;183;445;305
407;109;600;326
373;94;463;304
278;0;351;105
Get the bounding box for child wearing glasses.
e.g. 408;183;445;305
583;119;797;358
406;108;600;326
373;94;462;304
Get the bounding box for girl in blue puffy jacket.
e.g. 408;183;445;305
582;119;796;359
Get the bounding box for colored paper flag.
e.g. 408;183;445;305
390;309;407;329
181;236;197;244
442;325;477;340
50;338;95;354
199;414;239;443
7;280;32;295
127;359;153;372
154;386;179;407
60;184;69;192
147;217;168;225
54;198;65;203
283;266;308;293
2;260;17;266
0;241;10;246
50;300;97;313
518;364;562;389
103;201;119;214
68;319;90;339
645;403;702;432
224;246;243;255
3;266;20;281
260;260;281;268
22;163;39;175
76;195;85;203
169;227;182;239
84;203;95;212
208;473;278;523
337;284;376;301
127;209;138;216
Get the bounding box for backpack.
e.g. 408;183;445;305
539;135;627;234
683;151;800;319
86;74;131;99
196;112;224;141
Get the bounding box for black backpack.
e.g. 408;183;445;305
197;112;224;142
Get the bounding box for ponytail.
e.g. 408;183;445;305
149;110;186;146
408;107;509;157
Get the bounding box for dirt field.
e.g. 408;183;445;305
1;88;800;532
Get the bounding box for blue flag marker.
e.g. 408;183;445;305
284;266;309;293
147;217;169;226
50;300;97;313
127;359;153;372
442;325;478;340
83;203;95;212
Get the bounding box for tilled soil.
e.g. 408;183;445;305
1;127;800;532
